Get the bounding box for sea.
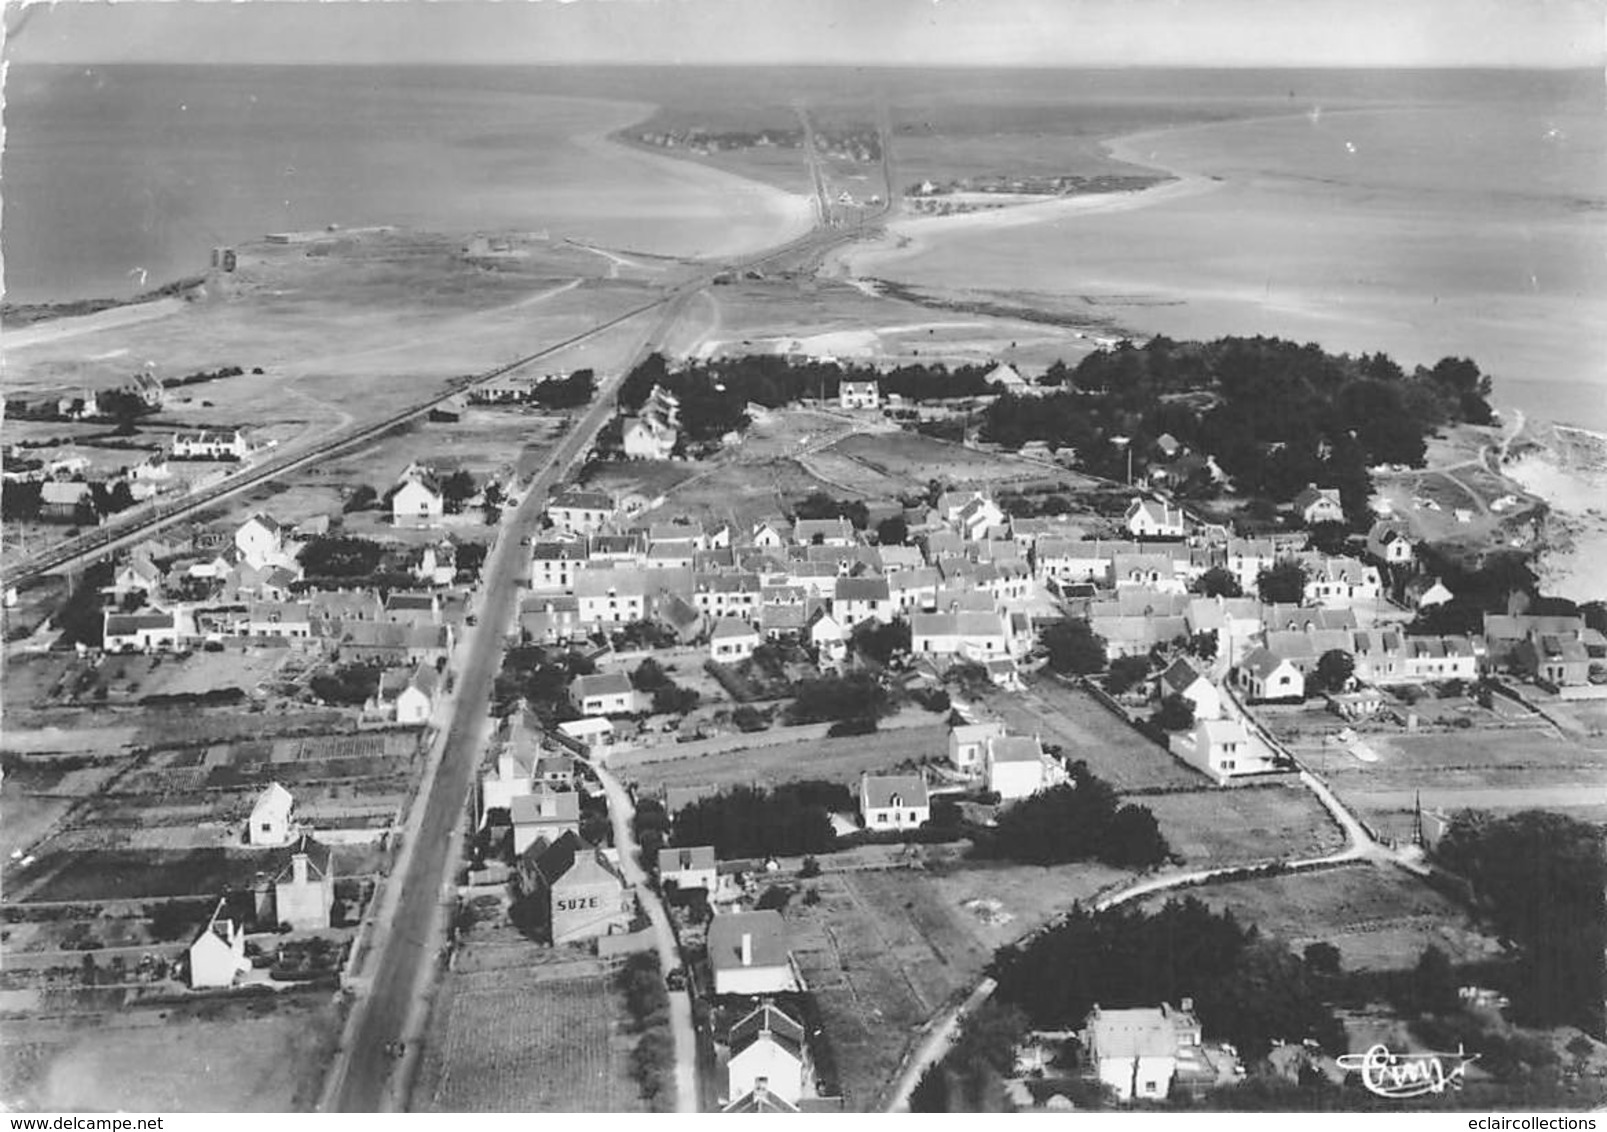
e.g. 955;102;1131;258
4;64;1603;429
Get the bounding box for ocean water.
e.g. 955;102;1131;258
0;65;809;304
856;71;1607;429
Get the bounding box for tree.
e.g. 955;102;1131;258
343;484;378;513
852;619;911;666
1105;655;1151;696
1188;630;1219;663
439;470;476;515
1153;693;1196;732
1311;649;1356;694
990;768;1169;869
1410;945;1461;1016
1042;619;1106;676
1306;521;1352;556
1191;566;1243;599
1257;558;1309;605
1302;942;1342;977
876;515;909;546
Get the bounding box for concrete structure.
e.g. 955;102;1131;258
708;910;800;997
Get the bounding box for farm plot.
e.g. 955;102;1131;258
10;847;295;904
0;761;131;861
413;966;644;1113
1138;862;1505;970
1142;784;1345;866
622;722;948;795
994;675;1205;791
0;987;341;1111
831;431;1090;489
920;857;1134;950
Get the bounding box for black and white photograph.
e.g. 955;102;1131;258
1;0;1604;1117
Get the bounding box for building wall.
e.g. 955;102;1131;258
728;1041;804;1105
549;876;631;943
275;877;333;931
989;761;1044;801
714;963;796;997
1096;1054;1176;1102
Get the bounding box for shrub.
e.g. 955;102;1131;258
826;716;877;737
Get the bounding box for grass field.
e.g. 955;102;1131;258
1143;783;1346;866
831;431;1086;489
413;965;645;1113
618;721;948;795
1138;862;1505;970
993;674;1206;791
0;988;341;1111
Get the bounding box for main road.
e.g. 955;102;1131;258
321;210;878;1112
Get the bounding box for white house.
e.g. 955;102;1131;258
838;379;881;411
510;786;582;855
271;837;336;931
657;845;718;892
570;671;642;716
249;781;295;846
548;489;615;534
1301;556;1383;607
709;618;761;662
234;513;284;568
1172;718;1276;783
575;569;651;626
378;663;439;725
1293;485;1345;526
948;719;1006;776
985;734;1062;801
984;361;1030;393
103;611;179;653
727;1003;810;1107
188;903;252;989
1366;520;1417;566
833;576;892;626
1157;657;1222;720
530;541;588;592
859;772;930;830
911;610;1011;661
1082;1002;1203;1103
1236;648;1306;702
173;429;249;461
1125;498;1186;539
708;910;800;996
622;415;678;460
393;475;445;525
792;517;856;547
807;608;848;666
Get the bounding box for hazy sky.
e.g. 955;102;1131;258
5;0;1603;68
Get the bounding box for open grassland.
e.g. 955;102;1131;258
0;988;341;1111
992;674;1206;791
830;431;1089;490
1139;862;1505;970
636;456;859;532
413;966;645;1113
618;721;947;794
1143;783;1346;866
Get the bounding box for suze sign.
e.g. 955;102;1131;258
556;896;602;912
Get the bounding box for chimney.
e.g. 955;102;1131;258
291;852;309;885
741;932;754;967
1181;996;1194;1013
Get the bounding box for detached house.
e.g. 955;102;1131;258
985;734;1063;801
1293;485;1345;526
838;379;881;411
1235;648;1305;702
622;415;678;460
188;902;252;989
859;773;930;830
709;618;761;663
1173;718;1275;783
234;513;284;568
530;541;588;592
249;782;295;846
792;517;856;547
104;611;179;653
548;489;615;534
708;910;801;996
375;663;438;725
1158;657;1222;720
833;576;891;626
510;787;583;855
1126;497;1187;539
392;472;445;525
726;1003;812;1109
571;672;642;717
263;835;336;931
1366;520;1417;566
1083;1001;1204;1103
657;845;718;892
949;719;1006;776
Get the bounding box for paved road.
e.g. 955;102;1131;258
584;755;699;1113
323;290;697;1113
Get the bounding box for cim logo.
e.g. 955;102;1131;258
556;896;602;912
1335;1043;1479;1098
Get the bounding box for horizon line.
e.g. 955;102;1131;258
11;59;1603;72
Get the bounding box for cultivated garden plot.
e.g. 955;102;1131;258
414;967;645;1113
1141;783;1346;866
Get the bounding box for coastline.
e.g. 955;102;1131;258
1499;415;1607;604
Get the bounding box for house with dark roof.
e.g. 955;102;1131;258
727;1002;812;1107
518;831;631;944
709;618;761;662
708;910;800;996
1235;647;1305;702
571;671;643;717
548;488;616;534
257;835;336;930
103;610;179;652
1158;657;1221;720
1292;485;1345;526
511;787;582;855
832;575;891;626
859;772;930;829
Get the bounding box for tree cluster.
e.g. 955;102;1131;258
990;896;1345;1062
1434;809;1607;1033
785;672;889;725
1041;618;1108;676
529;368;596;410
491;645;594;721
670;781;849;858
985;762;1170;869
851;619;911;666
309;663;383;706
792;490;870;530
298;535;388;578
630;657;701;715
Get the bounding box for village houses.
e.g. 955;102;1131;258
858;772;930;830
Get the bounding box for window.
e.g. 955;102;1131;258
909;811;919;822
1144;1080;1158;1095
877;813;888;824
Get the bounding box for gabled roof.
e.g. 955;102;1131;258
1198;718;1248;748
988;735;1044;764
861;773;929;810
1159;657;1206;696
730;1002;806;1060
710;617;759;641
708;910;790;971
1239;646;1297;679
657;845;717;874
550;489;615;511
834;576;890;602
510;787;582;827
104;611;177;635
252;781;293;820
1086;1005;1192;1059
271;834;334;885
572;671;634;699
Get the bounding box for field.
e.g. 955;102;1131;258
0;987;342;1111
992;674;1206;791
1142;783;1346;866
413;963;645;1113
616;719;948;795
830;431;1090;490
1139;861;1506;970
784;855;1130;1109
